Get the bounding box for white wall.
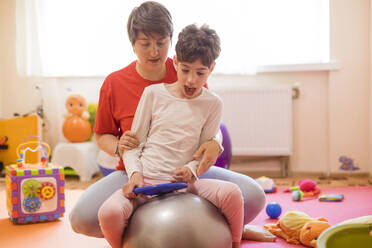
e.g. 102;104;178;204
0;0;7;118
208;72;330;174
329;0;370;174
371;0;372;176
41;78;102;148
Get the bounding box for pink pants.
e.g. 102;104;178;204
98;178;244;248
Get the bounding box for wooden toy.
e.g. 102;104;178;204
5;136;65;224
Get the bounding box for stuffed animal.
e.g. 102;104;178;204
264;210;331;247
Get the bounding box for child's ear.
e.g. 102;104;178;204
173;55;178;70
209;62;216;74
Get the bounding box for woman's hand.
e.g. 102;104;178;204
118;130;140;157
122;172;144;199
193;139;220;177
172;166;194;183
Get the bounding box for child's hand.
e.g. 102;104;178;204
193;139;220;177
118;130;140;156
122;172;144;199
172;166;194;183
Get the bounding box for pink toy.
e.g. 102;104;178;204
285;179;320;197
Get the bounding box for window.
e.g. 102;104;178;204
16;0;329;76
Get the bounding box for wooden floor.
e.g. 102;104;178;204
0;188;109;248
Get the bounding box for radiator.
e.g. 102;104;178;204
212;84;293;157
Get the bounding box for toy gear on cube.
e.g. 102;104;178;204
22;179;41;198
23;196;41;213
40;182;56;200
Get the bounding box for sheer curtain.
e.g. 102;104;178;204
16;0;329;77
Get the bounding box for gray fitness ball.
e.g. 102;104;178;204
122;192;232;248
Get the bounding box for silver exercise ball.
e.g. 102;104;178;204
122;192;232;248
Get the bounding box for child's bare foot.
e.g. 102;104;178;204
242;224;276;242
232;241;240;248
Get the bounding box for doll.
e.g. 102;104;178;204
264;210;331;247
62;94;91;142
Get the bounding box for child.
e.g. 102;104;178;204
98;24;244;248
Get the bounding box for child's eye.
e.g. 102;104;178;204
182;69;189;73
157;42;165;47
197;72;205;76
141;43;150;47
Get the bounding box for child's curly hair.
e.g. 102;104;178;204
176;24;221;68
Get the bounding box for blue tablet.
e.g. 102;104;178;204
133;182;188;196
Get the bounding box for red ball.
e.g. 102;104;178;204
299;179;316;192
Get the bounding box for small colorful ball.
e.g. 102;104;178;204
292;190;304;201
266;202;282;219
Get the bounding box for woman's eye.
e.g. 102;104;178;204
157;42;164;47
141;43;150;47
197;72;205;76
182;69;189;73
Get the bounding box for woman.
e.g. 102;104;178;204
69;1;265;238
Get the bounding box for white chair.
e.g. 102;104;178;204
52;141;99;181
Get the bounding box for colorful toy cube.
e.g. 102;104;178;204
5;136;65;224
6;164;65;223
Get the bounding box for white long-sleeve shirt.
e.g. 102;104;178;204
123;83;223;180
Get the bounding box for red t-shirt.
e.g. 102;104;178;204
94;58;177;170
94;57;208;170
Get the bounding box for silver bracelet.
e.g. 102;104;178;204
114;141;120;157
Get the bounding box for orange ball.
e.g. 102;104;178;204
62;115;91;142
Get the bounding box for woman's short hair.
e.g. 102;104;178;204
127;1;173;45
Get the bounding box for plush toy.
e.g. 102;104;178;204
264;210;331;247
285;179;321;197
255;176;277;193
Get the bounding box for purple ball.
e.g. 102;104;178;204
215;123;232;169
